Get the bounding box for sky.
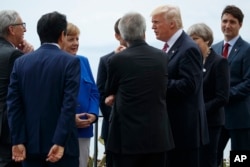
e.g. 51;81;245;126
2;0;250;77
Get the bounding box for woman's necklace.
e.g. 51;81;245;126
203;48;211;64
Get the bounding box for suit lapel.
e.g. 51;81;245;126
203;51;215;74
227;38;242;64
167;32;186;62
167;48;178;61
212;41;224;57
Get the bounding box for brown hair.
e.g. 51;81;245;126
222;5;244;24
114;18;121;35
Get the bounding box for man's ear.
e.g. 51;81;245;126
58;31;66;48
115;33;121;41
8;26;15;35
239;22;242;29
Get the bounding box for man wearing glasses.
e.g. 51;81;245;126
0;10;33;167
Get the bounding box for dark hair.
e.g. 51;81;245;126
114;18;121;35
222;5;244;24
37;11;67;44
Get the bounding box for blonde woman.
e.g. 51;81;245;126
63;22;99;167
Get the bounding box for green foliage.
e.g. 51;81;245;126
223;158;230;167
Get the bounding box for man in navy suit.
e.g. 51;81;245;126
212;5;250;166
96;18;126;167
151;4;209;167
7;11;80;167
97;18;126;146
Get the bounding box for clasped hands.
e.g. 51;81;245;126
75;113;96;128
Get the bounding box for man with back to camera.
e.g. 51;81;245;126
104;11;174;167
0;10;33;167
212;5;250;166
7;11;80;167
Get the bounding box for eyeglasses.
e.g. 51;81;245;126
10;22;26;29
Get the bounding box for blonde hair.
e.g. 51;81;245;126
151;4;183;29
66;22;80;36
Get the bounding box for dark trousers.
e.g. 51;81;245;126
22;154;79;167
200;126;221;167
105;150;113;167
217;126;229;166
104;137;112;167
0;160;22;167
0;142;22;167
166;148;199;167
111;152;166;167
230;129;250;150
217;127;250;166
5;161;22;167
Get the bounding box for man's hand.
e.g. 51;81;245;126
46;144;64;163
114;45;126;53
75;113;96;128
105;95;115;106
12;144;26;162
17;40;34;53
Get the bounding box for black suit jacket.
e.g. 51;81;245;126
166;31;209;149
96;52;114;141
212;37;250;129
0;37;23;159
203;49;230;127
106;40;174;154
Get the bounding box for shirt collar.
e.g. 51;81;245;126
166;29;183;50
42;42;61;49
224;35;239;47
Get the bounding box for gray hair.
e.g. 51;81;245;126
151;4;183;29
118;12;146;42
0;10;20;37
187;23;214;46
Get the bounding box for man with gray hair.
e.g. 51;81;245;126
104;12;174;167
0;10;33;167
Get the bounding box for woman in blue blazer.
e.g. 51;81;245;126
187;23;230;167
63;23;99;167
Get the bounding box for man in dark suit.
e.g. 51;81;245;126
212;5;250;166
7;11;80;167
0;10;33;167
97;18;126;146
96;17;126;167
104;12;174;167
151;4;209;167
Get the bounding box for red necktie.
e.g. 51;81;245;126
223;43;230;58
162;43;169;52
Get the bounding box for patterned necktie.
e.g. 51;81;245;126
162;43;169;52
223;43;230;58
